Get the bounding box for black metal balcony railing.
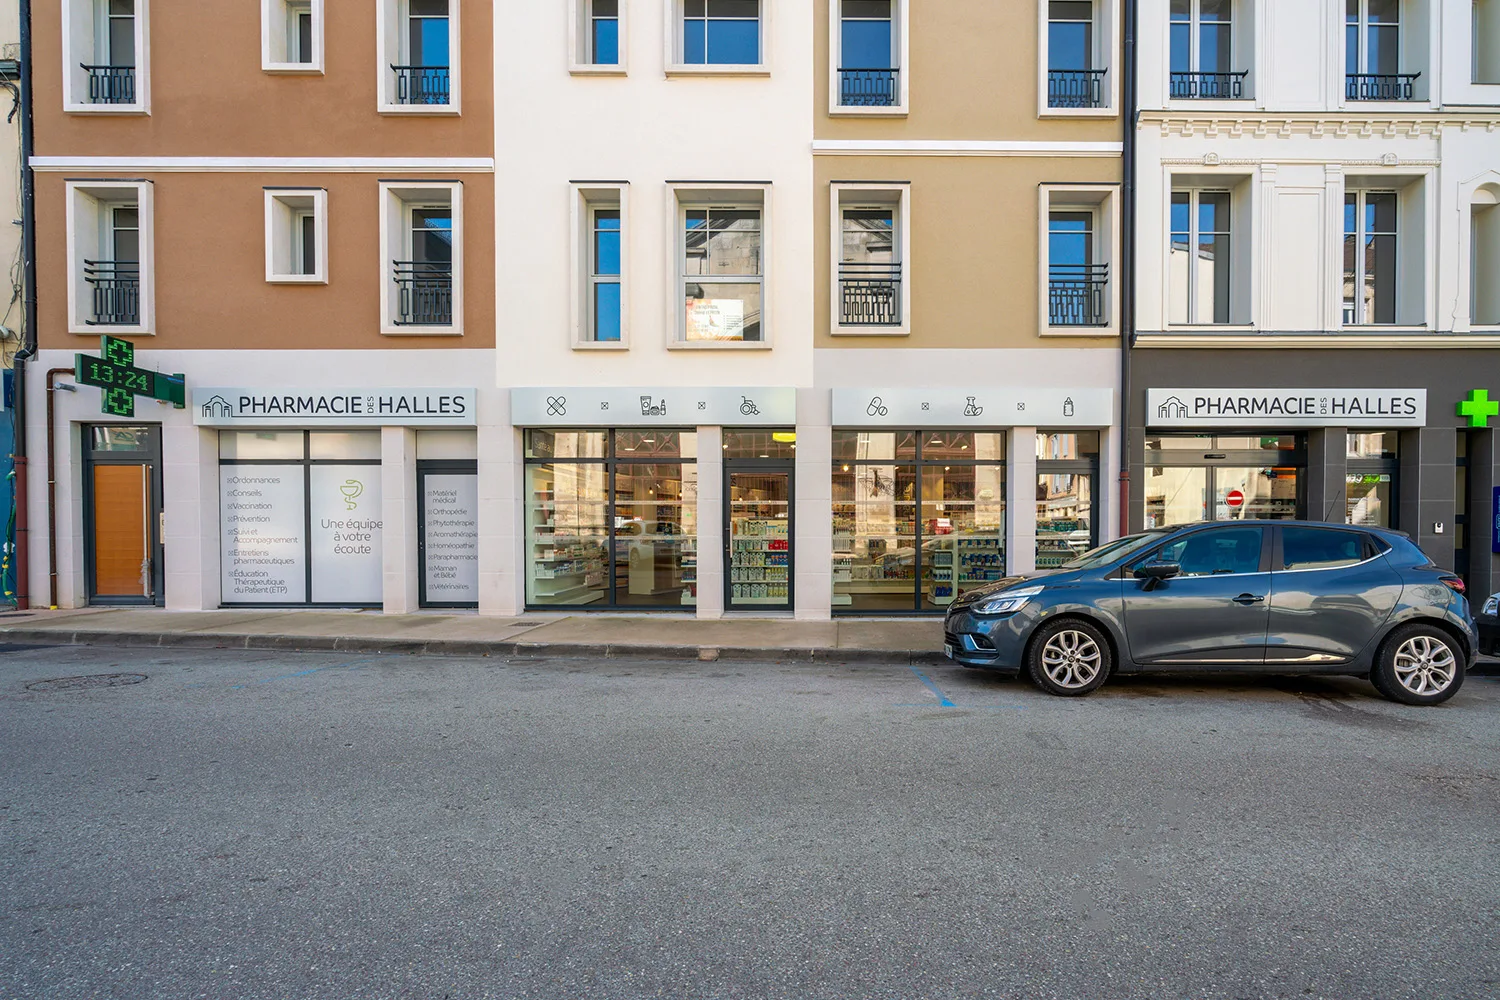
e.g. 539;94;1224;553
83;260;140;326
394;261;453;326
839;68;900;107
1345;72;1421;101
839;262;902;326
1047;68;1106;109
1169;70;1249;100
1048;264;1108;327
392;65;451;105
81;64;136;104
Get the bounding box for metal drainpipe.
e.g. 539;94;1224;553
46;369;73;610
11;0;37;609
1118;0;1138;537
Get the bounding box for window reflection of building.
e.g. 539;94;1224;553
1144;433;1304;527
1034;431;1097;568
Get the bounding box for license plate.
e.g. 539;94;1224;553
944;643;955;659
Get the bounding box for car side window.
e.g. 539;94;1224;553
1280;526;1367;571
1155;528;1263;577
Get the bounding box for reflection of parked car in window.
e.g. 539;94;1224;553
945;521;1477;705
1480;591;1499;657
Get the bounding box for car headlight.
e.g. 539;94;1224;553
1485;594;1500;617
974;585;1044;616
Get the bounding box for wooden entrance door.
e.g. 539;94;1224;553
84;425;164;605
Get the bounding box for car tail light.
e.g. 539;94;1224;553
1439;575;1466;596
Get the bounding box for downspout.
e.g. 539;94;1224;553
1118;0;1137;537
10;0;36;609
46;368;73;610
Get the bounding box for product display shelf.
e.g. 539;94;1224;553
528;486;603;605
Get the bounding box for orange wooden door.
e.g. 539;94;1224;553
92;464;151;597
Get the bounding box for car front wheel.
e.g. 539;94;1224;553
1027;618;1112;697
1372;624;1465;706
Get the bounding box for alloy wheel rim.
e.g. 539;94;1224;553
1041;630;1102;689
1392;635;1456;697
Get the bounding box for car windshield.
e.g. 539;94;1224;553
1059;530;1172;570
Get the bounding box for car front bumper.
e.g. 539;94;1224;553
942;605;1038;672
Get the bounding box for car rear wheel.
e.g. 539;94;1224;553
1372;624;1465;706
1027;619;1112;697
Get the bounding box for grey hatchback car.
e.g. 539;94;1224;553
944;521;1476;705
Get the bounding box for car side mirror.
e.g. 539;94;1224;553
1134;561;1181;591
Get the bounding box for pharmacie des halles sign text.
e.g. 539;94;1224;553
1147;388;1427;428
193;388;477;427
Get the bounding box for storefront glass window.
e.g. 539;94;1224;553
1145;434;1304;527
525;430;697;609
1145;466;1208;527
1347;431;1398;459
724;429;796;459
833;431;1004;613
309;431;381;460
1347;431;1398;527
1035;430;1099;568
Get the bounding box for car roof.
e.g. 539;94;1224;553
1163;520;1407;538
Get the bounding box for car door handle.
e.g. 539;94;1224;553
1232;594;1265;605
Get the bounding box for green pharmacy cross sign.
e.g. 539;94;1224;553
74;335;186;417
1458;388;1500;429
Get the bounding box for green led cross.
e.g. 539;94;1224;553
1458;389;1500;428
74;335;185;417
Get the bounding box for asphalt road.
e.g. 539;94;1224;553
0;644;1497;1000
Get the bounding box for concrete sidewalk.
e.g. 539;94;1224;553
0;608;948;664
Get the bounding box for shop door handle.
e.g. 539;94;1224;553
1232;593;1264;605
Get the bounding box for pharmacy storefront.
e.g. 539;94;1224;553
196;387;479;608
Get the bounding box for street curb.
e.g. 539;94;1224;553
0;627;952;666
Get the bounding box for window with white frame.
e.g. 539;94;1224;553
1474;187;1500;325
1477;0;1500;83
676;190;766;344
1042;185;1116;333
265;189;328;283
66;180;154;333
572;184;628;346
1169;0;1249;98
1343;190;1398;325
63;0;149;110
674;0;762;67
1169;189;1232;325
379;0;459;110
832;184;909;333
833;1;904;110
263;0;323;71
1345;0;1419;100
379;182;462;334
1047;1;1102;108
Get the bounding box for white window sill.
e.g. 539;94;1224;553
1340;325;1429;333
71;324;152;336
829;105;909;118
1038;106;1118;119
380;326;463;337
267;274;328;285
832;325;909;337
665;64;771;78
1162;325;1258;334
64;103;149;115
668;340;773;350
1340;100;1434;112
569;64;627;77
1041;325;1119;338
1163;99;1255;113
263;63;325;75
378;103;461;116
572;341;630;350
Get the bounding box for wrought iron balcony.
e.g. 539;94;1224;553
1048;263;1108;327
394;261;453;326
838;68;900;107
392;65;451;105
1047;68;1106;109
839;262;902;326
1345;72;1420;101
1169;70;1249;100
81;64;135;104
84;260;140;326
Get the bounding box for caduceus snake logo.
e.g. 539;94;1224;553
340;479;364;511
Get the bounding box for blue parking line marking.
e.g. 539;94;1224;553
908;664;957;707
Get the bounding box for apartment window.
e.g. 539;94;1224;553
265;189;328;284
677;0;761;66
592;0;619;63
380;0;459;110
1343;191;1397;325
379;182;462;334
1048;212;1104;327
1047;2;1102;108
571;184;629;346
1478;0;1500;83
832;184;909;334
834;1;903;109
592;210;622;341
1346;0;1418;100
1169;0;1247;98
263;0;323;71
64;0;149;110
677;189;766;345
1169;190;1231;324
66;181;153;333
1474;188;1500;326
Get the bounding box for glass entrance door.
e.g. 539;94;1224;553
726;469;792;610
1036;472;1094;570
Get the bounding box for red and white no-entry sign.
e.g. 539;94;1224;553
1225;490;1245;509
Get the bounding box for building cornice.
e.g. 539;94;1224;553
812;139;1123;157
29;156;496;173
1139;111;1500;139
